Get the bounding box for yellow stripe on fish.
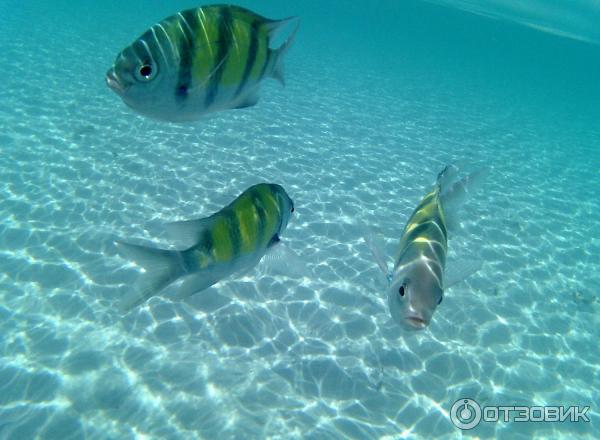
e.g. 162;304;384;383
220;17;252;87
395;186;448;283
210;216;234;262
234;192;260;254
188;8;222;85
196;183;286;264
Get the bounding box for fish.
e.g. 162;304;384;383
106;5;299;122
115;183;296;312
368;165;488;331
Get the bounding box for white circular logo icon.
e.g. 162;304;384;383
450;398;482;430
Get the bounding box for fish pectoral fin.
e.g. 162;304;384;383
268;233;281;247
232;91;260;109
363;227;391;279
444;258;483;289
258;241;307;278
164;217;214;248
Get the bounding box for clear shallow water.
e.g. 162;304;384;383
1;0;599;439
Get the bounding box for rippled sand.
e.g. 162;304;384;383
1;2;599;439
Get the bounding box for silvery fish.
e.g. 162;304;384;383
116;183;295;312
368;165;488;331
106;5;299;121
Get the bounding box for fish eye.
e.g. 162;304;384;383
140;65;152;77
398;285;405;297
135;63;155;81
291;207;294;213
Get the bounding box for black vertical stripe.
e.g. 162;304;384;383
175;11;197;101
182;248;198;272
227;211;242;257
186;228;214;269
199;229;214;254
204;8;233;109
234;19;259;99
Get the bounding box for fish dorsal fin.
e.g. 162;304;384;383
439;165;490;232
164;217;214;247
440;166;489;207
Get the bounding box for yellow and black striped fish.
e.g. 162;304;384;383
389;169;449;330
116;183;295;312
380;165;487;330
106;5;299;121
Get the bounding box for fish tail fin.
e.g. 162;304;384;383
266;16;300;86
437;164;490;229
115;241;186;313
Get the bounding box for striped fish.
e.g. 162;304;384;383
115;183;295;312
369;165;487;331
388;168;450;330
106;5;299;121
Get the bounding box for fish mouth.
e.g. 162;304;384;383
106;68;125;93
404;315;427;330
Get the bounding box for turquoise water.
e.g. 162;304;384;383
1;0;599;438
